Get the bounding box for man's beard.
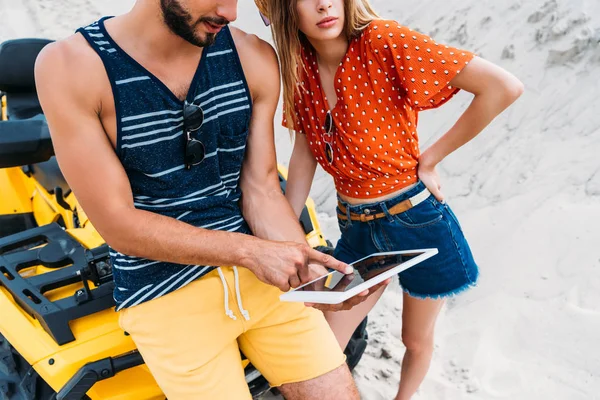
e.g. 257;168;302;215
160;0;229;47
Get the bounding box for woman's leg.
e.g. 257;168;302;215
396;293;445;400
324;285;386;349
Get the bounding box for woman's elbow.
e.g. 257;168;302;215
502;75;524;104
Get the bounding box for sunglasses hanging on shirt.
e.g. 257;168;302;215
259;12;271;26
183;101;206;169
323;110;335;165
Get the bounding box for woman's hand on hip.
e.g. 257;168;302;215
417;155;445;203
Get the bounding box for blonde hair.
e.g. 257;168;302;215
256;0;380;132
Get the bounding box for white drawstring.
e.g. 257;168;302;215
233;267;251;321
217;267;237;320
217;267;250;321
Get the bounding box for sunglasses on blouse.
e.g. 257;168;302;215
259;12;271;26
183;101;205;169
323;110;334;165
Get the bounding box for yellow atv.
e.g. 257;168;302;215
0;38;368;400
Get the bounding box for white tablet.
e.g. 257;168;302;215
280;248;438;304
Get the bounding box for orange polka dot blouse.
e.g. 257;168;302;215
283;20;475;199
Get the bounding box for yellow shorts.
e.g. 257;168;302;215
118;266;345;400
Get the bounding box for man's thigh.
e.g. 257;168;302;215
236;268;355;396
118;270;251;400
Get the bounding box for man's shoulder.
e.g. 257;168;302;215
229;26;277;65
35;33;105;92
228;27;279;101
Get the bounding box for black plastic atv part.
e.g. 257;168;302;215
53;187;72;212
245;364;271;399
0;38;53;120
0;39;53;94
313;245;335;256
0;214;37;240
54;351;143;400
22;157;70;197
298;208;315;236
0;223;114;345
0;118;53;169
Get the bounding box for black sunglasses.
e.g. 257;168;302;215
323;110;334;165
183;101;205;169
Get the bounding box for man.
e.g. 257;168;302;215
35;1;366;398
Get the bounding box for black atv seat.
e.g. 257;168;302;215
0;38;53;119
0;38;70;194
0;117;69;194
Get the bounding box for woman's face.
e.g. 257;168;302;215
296;0;346;42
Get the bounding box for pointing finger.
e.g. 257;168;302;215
307;248;353;274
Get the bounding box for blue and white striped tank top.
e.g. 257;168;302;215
77;17;252;310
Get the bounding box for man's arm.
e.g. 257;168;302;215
236;33;308;244
35;35;348;292
232;31;378;298
234;32;331;288
234;31;391;307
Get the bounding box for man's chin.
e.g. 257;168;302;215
182;31;217;48
196;32;217;47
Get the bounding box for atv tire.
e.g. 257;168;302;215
0;334;54;400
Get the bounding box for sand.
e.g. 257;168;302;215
1;0;598;399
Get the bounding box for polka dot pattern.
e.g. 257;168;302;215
283;19;475;199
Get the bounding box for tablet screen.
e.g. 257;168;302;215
298;251;426;293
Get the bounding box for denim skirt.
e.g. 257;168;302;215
333;181;479;299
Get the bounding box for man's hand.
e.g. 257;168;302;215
242;240;353;292
303;264;392;312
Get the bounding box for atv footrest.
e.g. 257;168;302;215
55;351;144;400
0;223;114;345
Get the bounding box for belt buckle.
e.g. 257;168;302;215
359;208;370;222
360;213;375;222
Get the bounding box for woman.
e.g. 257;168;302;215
256;0;523;398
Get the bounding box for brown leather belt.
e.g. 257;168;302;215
337;188;431;222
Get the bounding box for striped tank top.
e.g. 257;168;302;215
77;17;252;311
